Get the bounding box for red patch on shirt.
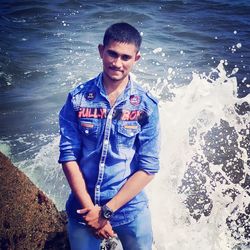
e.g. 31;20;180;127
78;107;107;119
129;95;141;106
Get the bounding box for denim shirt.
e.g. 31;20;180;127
58;73;160;227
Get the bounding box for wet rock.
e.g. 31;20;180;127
222;158;245;184
226;203;250;243
0;151;69;250
179;118;250;219
235;101;250;116
178;154;213;221
202;119;241;165
239;123;250;159
179;117;250;246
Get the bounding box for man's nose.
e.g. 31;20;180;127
112;57;122;68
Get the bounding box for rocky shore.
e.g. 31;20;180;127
0;151;70;250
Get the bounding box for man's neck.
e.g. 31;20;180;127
102;74;129;107
102;74;129;95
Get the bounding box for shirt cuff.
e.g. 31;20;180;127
58;150;80;164
138;155;160;174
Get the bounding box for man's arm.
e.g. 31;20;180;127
106;170;154;212
59;94;94;208
63;161;115;239
62;161;94;209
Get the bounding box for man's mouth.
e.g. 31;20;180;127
109;67;123;73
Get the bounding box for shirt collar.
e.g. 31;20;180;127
95;73;105;94
95;72;138;99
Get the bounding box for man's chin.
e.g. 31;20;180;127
107;74;125;82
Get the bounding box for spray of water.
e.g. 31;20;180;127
147;60;249;250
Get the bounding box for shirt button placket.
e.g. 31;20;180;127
94;107;114;205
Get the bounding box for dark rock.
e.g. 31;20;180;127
179;117;250;247
178;154;213;221
202;119;241;165
226;204;250;242
0;151;70;250
235;101;250;115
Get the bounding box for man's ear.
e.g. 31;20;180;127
135;51;141;62
98;44;104;58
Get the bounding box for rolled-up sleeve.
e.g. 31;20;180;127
137;104;160;174
58;93;82;164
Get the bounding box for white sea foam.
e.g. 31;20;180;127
0;140;11;157
153;48;163;54
146;61;249;250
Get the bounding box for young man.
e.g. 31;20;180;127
58;22;160;250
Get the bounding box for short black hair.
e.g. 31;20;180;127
103;22;142;51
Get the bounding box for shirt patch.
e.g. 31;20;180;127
78;107;149;123
123;125;139;129
113;109;148;122
130;95;141;106
85;92;96;101
78;107;107;119
81;122;94;128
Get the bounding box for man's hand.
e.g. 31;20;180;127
77;204;107;230
95;221;115;239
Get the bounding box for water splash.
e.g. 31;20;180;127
16;136;69;209
147;61;249;249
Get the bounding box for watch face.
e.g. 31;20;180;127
102;205;113;219
104;210;112;218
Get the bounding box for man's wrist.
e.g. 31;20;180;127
101;204;114;220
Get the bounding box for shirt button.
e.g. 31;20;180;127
104;140;108;145
100;163;105;167
96;185;100;190
85;130;89;134
130;132;134;136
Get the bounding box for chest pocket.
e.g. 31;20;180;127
79;119;99;137
117;121;141;148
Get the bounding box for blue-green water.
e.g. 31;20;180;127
0;1;249;136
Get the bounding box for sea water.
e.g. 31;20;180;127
0;1;249;249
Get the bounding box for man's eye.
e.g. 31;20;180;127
121;55;131;61
107;51;118;58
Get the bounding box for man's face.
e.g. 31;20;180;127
98;40;140;83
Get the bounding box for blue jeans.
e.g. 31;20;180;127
67;206;153;250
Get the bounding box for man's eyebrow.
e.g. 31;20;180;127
107;49;117;53
107;49;132;58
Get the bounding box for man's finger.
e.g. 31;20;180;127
101;231;110;239
76;208;90;214
105;226;115;237
105;232;111;239
108;230;115;238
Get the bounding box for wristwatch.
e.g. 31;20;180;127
101;204;114;220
